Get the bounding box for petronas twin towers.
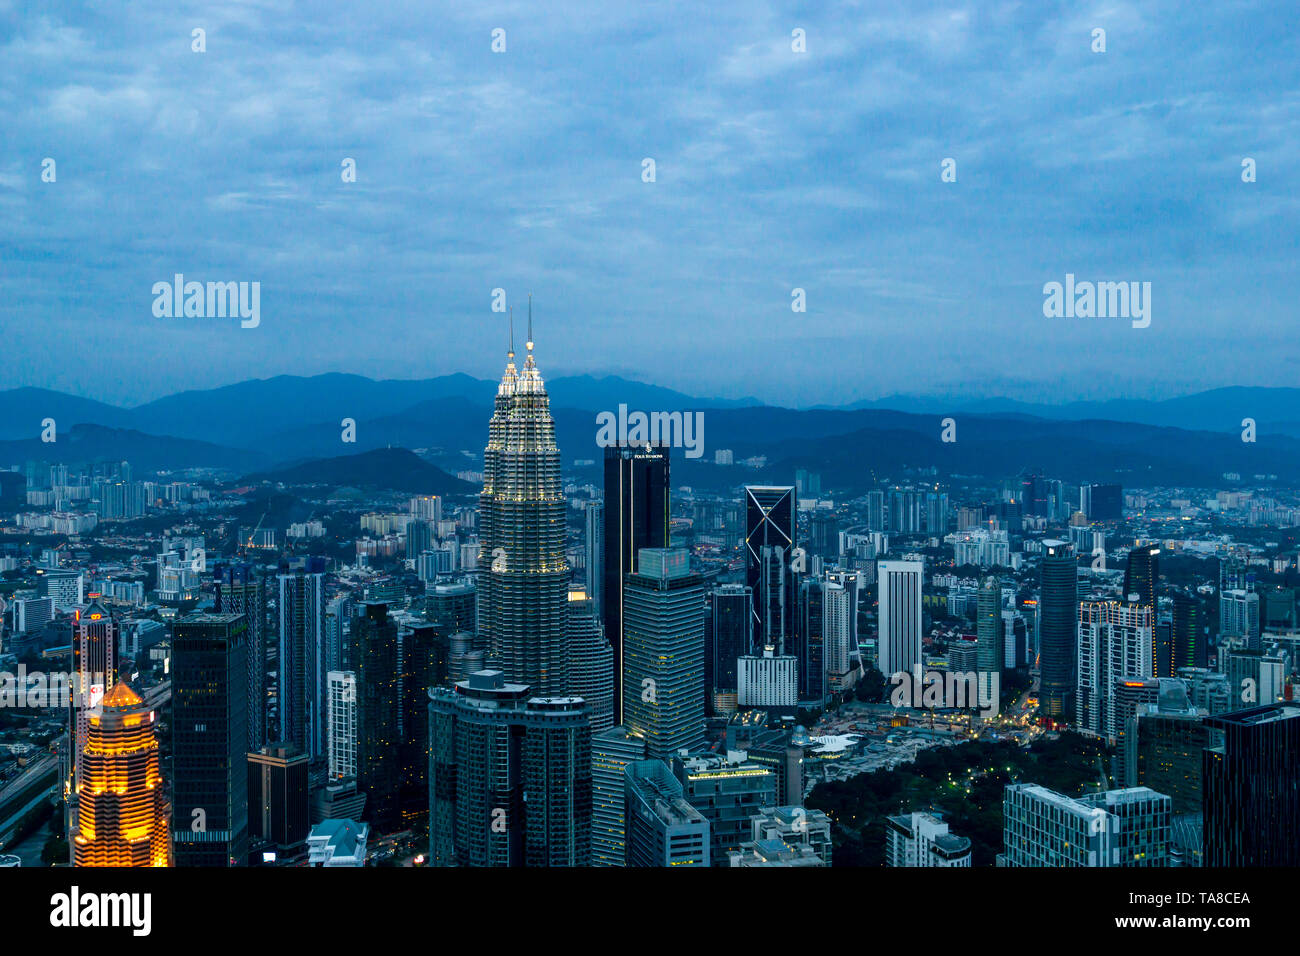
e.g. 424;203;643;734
477;308;570;695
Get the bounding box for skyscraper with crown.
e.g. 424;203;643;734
477;299;569;695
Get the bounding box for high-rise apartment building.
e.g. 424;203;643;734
429;670;592;867
277;558;327;760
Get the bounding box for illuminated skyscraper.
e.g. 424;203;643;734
744;486;794;651
73;682;169;867
477;311;569;695
70;598;117;810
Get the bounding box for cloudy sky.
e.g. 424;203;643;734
1;0;1297;407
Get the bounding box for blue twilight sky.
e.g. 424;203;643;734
1;0;1298;408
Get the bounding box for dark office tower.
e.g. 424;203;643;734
1123;544;1160;613
799;577;825;702
603;443;670;721
353;602;400;831
1154;618;1174;678
1020;474;1049;518
399;621;444;828
1125;681;1216;813
171;613;250;866
428;670;592;867
976;576;1003;677
585;501;605;618
1204;704;1300;867
70;598;117;806
623;549;706;759
248;743;310;863
744;486;794;650
810;511;839;558
214;563;269;750
1039;540;1078;720
1088;483;1123;522
478;326;569;696
406;518;434;558
277;557;327;760
710;585;753;705
1171;593;1203;670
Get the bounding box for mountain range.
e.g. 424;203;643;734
1;376;1296;492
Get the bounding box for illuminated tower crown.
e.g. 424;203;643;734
73;681;170;867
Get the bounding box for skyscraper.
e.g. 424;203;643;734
277;558;327;760
591;726;648;867
1076;600;1154;742
976;575;1003;679
1039;540;1078;720
73;682;169;867
709;584;753;708
1203;703;1300;867
744;486;795;652
171;613;250;866
326;670;357;781
585;501;605;618
478;322;569;695
622;548;706;759
428;670;592;867
214;562;268;750
603;443;670;721
566;588;615;732
1123;544;1160;614
399;621;445;828
878;560;923;679
1171;593;1203;672
353;602;400;831
823;578;855;690
70;598;117;803
247;743;310;863
798;576;826;703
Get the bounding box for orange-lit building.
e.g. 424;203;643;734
72;682;170;867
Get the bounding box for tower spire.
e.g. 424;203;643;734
508;307;515;361
527;294;534;352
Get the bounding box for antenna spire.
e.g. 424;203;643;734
527;294;534;352
508;307;515;360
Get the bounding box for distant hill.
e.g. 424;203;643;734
241;447;476;495
0;424;267;472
